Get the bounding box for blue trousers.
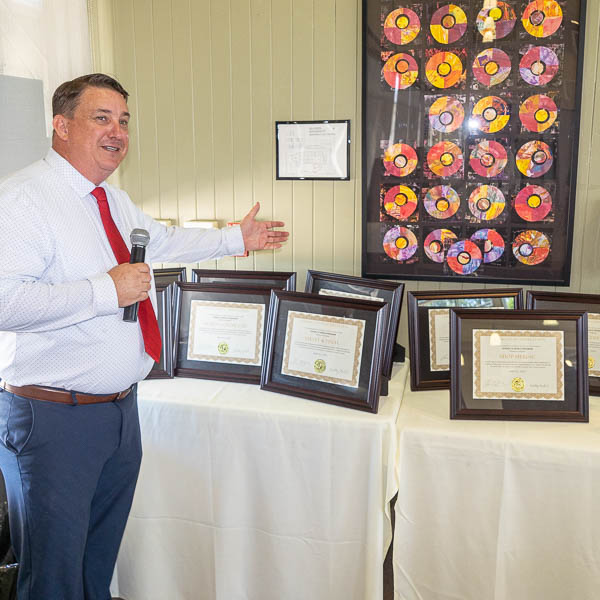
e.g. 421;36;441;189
0;386;142;600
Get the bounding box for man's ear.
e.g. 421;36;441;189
52;114;69;141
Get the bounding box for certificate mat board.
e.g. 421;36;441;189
527;290;600;394
261;291;389;413
407;288;523;390
450;308;588;421
276;120;350;180
362;0;587;285
305;270;405;379
175;283;273;384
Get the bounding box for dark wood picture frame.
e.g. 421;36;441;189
407;288;522;390
175;283;273;384
450;309;588;422
527;290;600;395
153;266;187;285
191;269;296;291
145;282;176;379
362;0;587;285
261;290;389;413
305;270;404;378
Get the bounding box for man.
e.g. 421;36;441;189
0;73;288;600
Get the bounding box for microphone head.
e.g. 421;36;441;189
130;228;150;247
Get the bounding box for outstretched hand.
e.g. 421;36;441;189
240;202;289;251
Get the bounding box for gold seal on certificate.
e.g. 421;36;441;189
187;300;264;365
281;311;365;387
473;329;564;400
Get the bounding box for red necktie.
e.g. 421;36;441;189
91;187;162;362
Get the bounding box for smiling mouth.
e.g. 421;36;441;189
102;145;121;152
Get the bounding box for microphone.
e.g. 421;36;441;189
123;228;150;323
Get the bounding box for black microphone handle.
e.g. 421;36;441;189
123;244;147;323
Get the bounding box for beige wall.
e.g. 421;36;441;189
89;0;600;352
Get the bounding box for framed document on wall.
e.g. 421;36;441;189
362;0;587;285
450;309;588;421
407;288;522;390
261;291;389;413
527;290;600;394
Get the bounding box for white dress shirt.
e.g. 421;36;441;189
0;149;245;393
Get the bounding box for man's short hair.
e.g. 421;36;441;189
52;73;129;118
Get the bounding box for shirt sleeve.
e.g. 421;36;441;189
0;189;119;333
120;196;246;263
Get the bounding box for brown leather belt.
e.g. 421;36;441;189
0;382;132;405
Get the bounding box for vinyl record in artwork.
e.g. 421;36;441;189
424;185;461;219
522;0;563;38
430;4;468;44
476;2;517;41
512;230;550;265
519;46;559;86
429;96;465;133
424;228;458;262
471;96;510;133
427;141;463;177
514;185;553;221
472;48;511;87
425;52;464;89
519;94;558;132
469;140;508;178
383;185;418;220
383;53;419;89
383;143;418;177
516;140;553;177
383;226;418;261
468;185;506;220
447;240;483;274
384;8;421;45
470;228;505;263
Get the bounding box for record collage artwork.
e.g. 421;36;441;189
363;0;585;284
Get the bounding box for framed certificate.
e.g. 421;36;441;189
153;267;187;285
145;282;176;379
450;309;588;422
275;120;350;180
175;283;273;384
261;291;389;412
527;290;600;395
191;269;296;291
304;270;404;378
407;288;522;390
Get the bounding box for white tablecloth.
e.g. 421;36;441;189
393;383;600;600
112;364;408;600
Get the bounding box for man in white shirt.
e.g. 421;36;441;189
0;73;288;600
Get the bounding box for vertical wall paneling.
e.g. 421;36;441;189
251;0;275;273
271;0;294;274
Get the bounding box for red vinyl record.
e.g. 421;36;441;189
383;143;418;177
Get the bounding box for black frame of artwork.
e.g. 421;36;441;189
450;308;588;421
362;0;587;285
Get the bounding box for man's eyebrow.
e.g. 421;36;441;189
95;108;131;118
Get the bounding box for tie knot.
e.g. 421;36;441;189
91;187;107;204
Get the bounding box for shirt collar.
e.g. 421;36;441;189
44;148;105;198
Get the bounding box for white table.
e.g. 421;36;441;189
393;382;600;600
111;364;408;600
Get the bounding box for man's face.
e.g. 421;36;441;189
52;86;130;184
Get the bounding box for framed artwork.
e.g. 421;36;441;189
304;270;404;378
153;267;187;285
527;290;600;394
407;288;522;389
175;283;273;384
276;120;351;180
261;291;389;413
450;308;588;421
191;269;296;291
362;0;587;284
146;282;176;379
